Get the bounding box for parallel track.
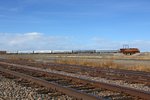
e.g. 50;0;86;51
3;59;149;85
0;61;150;99
36;62;150;84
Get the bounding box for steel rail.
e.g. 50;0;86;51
0;67;101;100
23;61;150;83
0;61;150;99
45;62;150;77
1;59;150;77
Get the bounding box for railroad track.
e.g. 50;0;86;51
2;58;150;77
36;62;150;85
0;61;150;99
1;58;150;91
0;67;100;100
43;62;150;77
3;59;150;85
0;71;73;100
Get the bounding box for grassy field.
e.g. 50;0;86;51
1;53;150;72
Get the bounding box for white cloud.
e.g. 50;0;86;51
8;32;42;45
24;32;41;36
0;32;71;50
0;32;150;52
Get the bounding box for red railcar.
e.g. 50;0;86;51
120;48;140;55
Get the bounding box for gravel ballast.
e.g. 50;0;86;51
0;75;73;100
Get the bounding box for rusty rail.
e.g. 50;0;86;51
0;61;150;99
1;58;150;84
0;67;101;100
46;62;150;77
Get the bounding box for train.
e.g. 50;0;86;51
5;48;140;55
6;50;119;54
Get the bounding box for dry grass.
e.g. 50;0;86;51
54;58;120;69
1;54;150;72
54;58;150;72
55;58;116;67
127;65;150;72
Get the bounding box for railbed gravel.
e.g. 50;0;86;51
0;75;73;100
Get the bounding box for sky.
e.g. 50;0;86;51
0;0;150;51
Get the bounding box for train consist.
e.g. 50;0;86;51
6;50;119;54
4;48;140;55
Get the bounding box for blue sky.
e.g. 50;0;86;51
0;0;150;51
